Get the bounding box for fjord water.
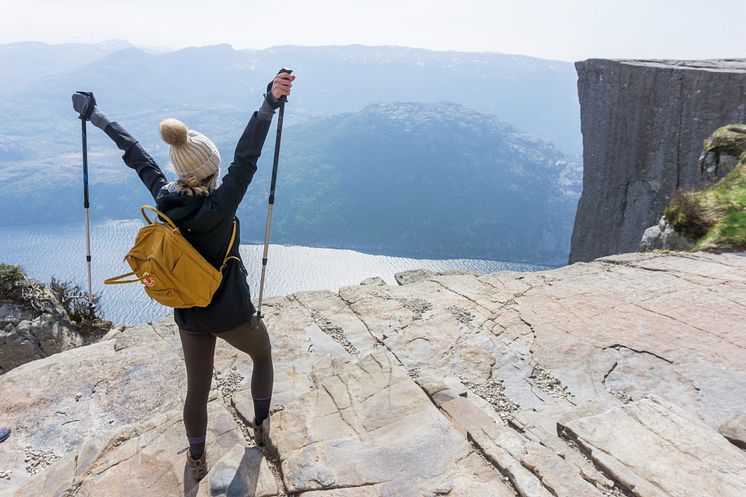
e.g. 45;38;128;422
0;219;551;324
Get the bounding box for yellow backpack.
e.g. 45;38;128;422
104;205;240;308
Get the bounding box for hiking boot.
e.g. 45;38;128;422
0;427;10;443
186;448;208;482
250;415;271;448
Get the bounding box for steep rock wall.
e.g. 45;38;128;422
570;59;746;263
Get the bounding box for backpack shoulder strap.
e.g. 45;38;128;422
219;219;240;272
141;205;178;230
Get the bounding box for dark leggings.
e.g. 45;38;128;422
179;316;273;438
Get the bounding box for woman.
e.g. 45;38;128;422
71;69;295;482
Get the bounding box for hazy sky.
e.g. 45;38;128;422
1;0;744;61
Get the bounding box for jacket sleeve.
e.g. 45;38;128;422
104;121;168;200
213;110;272;214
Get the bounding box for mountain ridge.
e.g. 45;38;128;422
0;40;581;154
0;100;579;264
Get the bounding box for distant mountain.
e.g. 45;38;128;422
0;41;581;154
0;101;579;265
256;102;580;263
0;40;133;94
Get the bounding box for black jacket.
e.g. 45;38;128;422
104;111;272;334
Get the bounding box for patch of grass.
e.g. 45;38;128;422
666;123;746;251
664;190;713;239
665;135;746;251
49;277;102;323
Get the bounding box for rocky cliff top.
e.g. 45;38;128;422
0;265;112;375
1;251;745;496
584;58;746;72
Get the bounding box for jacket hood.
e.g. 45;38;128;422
155;186;223;232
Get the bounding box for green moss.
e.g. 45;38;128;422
704;124;746;155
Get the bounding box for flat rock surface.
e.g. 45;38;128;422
271;348;513;496
559;395;746;497
1;251;744;496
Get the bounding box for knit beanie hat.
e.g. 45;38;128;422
159;118;220;181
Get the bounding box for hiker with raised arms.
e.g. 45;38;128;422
71;69;295;482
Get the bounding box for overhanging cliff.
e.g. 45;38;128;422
569;59;746;263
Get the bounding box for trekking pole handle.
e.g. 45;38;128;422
75;91;97;120
278;68;292;103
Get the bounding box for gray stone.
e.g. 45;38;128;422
394;269;435;285
437;269;480;277
701;151;741;182
570;58;746;263
719;412;746;450
559;395;746;497
639;216;696;252
0;301;85;374
359;277;385;286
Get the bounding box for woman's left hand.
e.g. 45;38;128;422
269;71;295;102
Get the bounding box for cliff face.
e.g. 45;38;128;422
570;59;746;263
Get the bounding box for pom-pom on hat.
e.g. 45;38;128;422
159;118;220;181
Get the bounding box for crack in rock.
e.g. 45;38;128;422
461;378;519;421
528;365;575;401
213;367;245;399
215;370;289;496
310;309;359;355
602;344;673;364
431;279;494;314
558;429;638;497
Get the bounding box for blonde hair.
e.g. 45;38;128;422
173;172;217;197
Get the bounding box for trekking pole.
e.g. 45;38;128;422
75;91;96;313
256;69;292;320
